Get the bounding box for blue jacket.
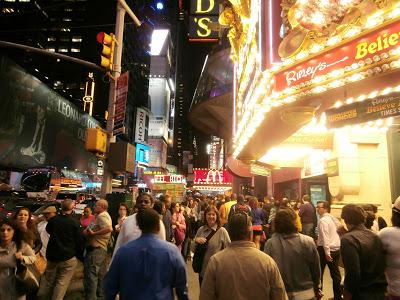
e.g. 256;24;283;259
104;234;189;300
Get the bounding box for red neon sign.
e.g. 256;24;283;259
193;169;233;185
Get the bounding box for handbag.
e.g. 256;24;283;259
192;228;219;273
15;260;40;295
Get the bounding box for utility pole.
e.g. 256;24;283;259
100;0;141;197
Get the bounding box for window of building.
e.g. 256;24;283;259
19;0;30;2
2;8;15;13
64;8;72;12
46;48;56;52
4;0;16;2
47;37;56;42
71;48;80;53
72;36;82;42
60;37;70;42
61;28;71;32
62;18;72;22
58;47;68;53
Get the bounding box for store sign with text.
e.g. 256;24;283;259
189;0;219;41
135;107;149;144
194;169;233;185
325;91;400;128
113;72;129;136
154;175;185;184
274;20;400;92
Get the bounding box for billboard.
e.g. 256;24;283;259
135;107;149;143
113;72;129;136
0;56;99;173
148;138;167;168
135;143;150;166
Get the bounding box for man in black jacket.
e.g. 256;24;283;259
38;199;84;300
341;204;387;300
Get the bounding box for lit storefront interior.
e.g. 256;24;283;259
223;0;400;219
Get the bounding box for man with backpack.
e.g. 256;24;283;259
227;195;253;222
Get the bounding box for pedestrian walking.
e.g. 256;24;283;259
316;201;342;300
80;206;95;230
193;205;230;285
248;196;265;249
265;208;321;300
12;207;42;254
0;218;36;300
299;195;316;237
160;194;174;242
83;199;112;300
37;199;84;300
199;212;287;300
104;208;189;300
171;202;186;251
113;193;166;255
341;204;387;300
378;197;400;300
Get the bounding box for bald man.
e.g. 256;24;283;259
84;199;113;300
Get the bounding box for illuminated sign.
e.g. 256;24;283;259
154;175;185;184
325;91;400;128
190;0;218;15
189;0;219;42
193;169;233;185
144;170;163;175
135;108;149;144
274;20;400;92
135;143;150;166
250;164;271;177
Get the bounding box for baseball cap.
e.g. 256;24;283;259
394;196;400;213
42;206;57;214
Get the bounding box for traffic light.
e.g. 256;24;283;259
96;32;115;72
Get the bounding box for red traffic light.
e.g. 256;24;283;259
97;32;112;45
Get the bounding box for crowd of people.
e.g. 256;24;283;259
0;192;399;300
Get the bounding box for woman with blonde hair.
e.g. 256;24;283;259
193;205;230;286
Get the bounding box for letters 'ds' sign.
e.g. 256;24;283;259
189;0;219;41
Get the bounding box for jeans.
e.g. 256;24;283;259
84;248;107;300
37;256;78;300
318;247;342;300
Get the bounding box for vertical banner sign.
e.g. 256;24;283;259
135;107;148;143
189;0;219;41
113;72;129;135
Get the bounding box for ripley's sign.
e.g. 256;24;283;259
325;91;400;128
274;19;400;92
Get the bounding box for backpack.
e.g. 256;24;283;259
233;204;251;215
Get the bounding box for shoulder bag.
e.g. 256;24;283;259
15;259;40;295
192;228;219;273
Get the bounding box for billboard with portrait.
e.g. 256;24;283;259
0;56;99;173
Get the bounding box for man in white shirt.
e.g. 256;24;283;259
316;201;342;300
113;193;166;257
